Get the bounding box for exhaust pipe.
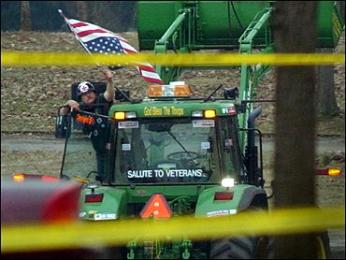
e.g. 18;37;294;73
247;106;262;148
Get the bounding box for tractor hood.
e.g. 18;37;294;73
79;184;267;221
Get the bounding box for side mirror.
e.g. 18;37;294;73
55;106;70;139
224;87;239;100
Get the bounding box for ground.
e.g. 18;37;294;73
1;31;345;258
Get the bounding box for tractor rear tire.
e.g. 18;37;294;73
209;237;258;259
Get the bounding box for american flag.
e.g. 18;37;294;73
58;9;163;84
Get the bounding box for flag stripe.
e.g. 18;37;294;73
123;49;137;55
68;20;130;42
140;70;162;80
79;32;118;42
73;24;107;33
141;76;164;84
67;19;129;44
138;65;156;72
77;29;108;38
70;22;89;28
68;19;84;24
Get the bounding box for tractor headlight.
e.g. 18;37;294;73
221;177;235;188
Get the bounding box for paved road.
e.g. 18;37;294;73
329;230;345;259
1;134;65;152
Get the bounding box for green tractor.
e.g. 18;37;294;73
55;1;343;259
58;81;269;259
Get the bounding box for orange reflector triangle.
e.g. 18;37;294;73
140;194;172;219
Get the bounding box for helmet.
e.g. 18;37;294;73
77;81;96;97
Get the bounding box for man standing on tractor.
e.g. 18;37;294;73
59;68;115;115
60;67;115;181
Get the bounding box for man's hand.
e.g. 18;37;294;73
67;100;80;111
59;100;79;115
101;67;113;82
102;67;115;102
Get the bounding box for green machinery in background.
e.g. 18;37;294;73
138;1;343;59
137;0;344;148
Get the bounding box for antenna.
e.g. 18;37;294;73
203;84;223;102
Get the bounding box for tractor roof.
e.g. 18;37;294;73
108;99;238;118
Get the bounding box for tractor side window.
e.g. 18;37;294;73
218;117;243;179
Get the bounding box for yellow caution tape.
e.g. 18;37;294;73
1;51;344;67
1;207;344;253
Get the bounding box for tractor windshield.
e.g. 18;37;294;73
112;117;241;184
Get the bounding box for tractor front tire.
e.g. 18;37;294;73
316;232;331;259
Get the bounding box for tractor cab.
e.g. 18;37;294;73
58;82;249;188
111;110;243;185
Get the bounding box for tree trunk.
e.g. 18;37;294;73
20;1;31;31
75;1;88;21
272;1;317;258
88;1;136;32
316;48;339;116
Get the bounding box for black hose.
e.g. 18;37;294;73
230;1;244;32
227;1;232;38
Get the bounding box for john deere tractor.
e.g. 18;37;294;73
55;1;343;258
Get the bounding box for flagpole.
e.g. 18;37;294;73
58;9;119;68
58;9;93;56
58;9;110;71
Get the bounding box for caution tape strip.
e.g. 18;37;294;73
1;51;344;67
1;207;344;253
